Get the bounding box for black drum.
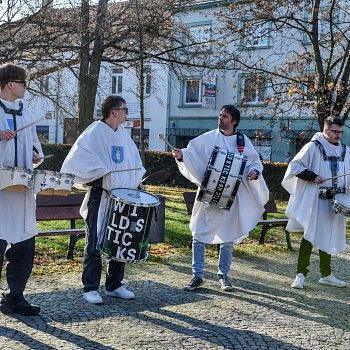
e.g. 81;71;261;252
98;188;160;262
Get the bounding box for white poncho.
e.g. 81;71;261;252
177;129;269;244
61;121;145;234
0;99;43;243
282;132;350;254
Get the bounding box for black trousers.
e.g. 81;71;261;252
296;238;331;277
0;236;35;306
82;187;125;293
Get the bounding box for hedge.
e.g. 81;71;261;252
40;144;289;199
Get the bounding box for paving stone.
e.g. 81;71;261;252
1;239;349;349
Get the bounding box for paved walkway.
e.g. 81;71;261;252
1;238;350;350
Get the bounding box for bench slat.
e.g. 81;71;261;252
38;228;85;237
36;193;85;207
36;206;81;221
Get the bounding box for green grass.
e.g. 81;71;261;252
32;186;293;274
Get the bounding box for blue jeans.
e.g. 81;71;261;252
192;238;233;279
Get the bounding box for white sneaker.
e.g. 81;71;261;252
318;274;347;287
291;273;305;289
83;290;103;304
105;285;135;299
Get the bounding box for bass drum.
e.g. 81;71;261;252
98;188;160;262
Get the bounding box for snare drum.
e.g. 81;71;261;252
0;166;32;192
331;193;350;217
33;169;57;195
197;146;247;210
98;188;160;262
54;172;74;196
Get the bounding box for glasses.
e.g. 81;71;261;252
113;107;128;114
328;129;343;135
8;81;27;88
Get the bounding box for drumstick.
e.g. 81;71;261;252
109;167;141;173
158;133;175;149
37;154;54;160
16;116;47;133
323;173;350;181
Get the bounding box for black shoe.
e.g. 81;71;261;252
218;276;233;291
183;276;204;291
0;298;40;316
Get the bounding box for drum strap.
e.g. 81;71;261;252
236;132;245;154
0;100;23;117
0;100;23;167
312;139;346;162
313;139;347;189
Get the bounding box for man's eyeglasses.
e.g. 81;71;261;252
8;81;27;88
328;129;343;135
113;107;128;114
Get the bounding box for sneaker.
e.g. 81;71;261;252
291;273;305;289
83;290;103;304
105;285;135;299
183;276;204;291
218;276;233;291
0;298;40;316
318;274;347;287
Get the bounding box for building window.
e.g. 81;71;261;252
131;128;149;150
252;138;272;161
144;66;152;95
240;19;271;48
36;125;49;143
303;7;340;44
302;71;316;104
238;74;267;105
183;78;202;105
112;66;123;95
40;76;50;93
189;24;211;50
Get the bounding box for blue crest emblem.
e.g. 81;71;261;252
111;146;124;164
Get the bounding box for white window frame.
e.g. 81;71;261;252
240;18;271;48
303;7;340;44
238;74;267;105
183;77;202;105
144;66;152;96
188;23;212;51
40;75;50;93
111;66;123;95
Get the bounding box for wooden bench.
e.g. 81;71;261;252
36;193;86;259
183;191;292;250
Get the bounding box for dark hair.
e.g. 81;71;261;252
220;104;241;127
0;63;29;89
101;95;126;119
324;116;344;129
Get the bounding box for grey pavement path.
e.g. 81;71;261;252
1;238;350;350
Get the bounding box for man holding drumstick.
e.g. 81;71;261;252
283;116;349;289
0;63;43;316
172;105;269;291
61;95;145;304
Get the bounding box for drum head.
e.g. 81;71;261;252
110;188;159;206
334;193;350;206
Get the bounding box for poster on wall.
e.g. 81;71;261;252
202;74;216;108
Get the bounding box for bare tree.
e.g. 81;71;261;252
215;0;350;131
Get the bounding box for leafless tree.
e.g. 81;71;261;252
216;0;350;131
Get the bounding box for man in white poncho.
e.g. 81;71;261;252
61;96;145;304
0;63;43;316
172;105;269;291
282;117;349;289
